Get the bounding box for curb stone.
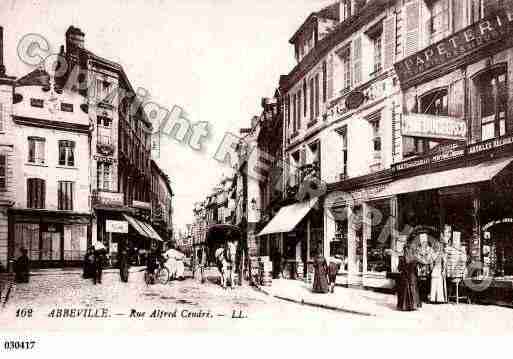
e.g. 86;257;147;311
253;284;374;317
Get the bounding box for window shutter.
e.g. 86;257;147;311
448;79;465;118
300;148;306;166
0;104;3;132
0;154;6;189
352;36;362;86
382;15;396;70
327;55;334;100
405;0;420;57
453;0;466;32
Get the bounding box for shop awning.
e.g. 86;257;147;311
256;197;318;236
138;221;164;242
378;157;513;197
122;214;151;238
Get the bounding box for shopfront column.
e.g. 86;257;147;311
347;205;357;283
470;186;481;263
362;202;370;275
390;196;399;272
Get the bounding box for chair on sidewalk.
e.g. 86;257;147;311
448;277;471;304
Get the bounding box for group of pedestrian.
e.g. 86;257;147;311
396;227;466;311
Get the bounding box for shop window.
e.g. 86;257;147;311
476;68;507;141
0;154;6;190
58;181;74;210
97;162;112;191
58;140;75;166
27;137;45;164
27;178;45;209
14;223;40;261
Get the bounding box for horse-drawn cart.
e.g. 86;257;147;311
202;224;241;288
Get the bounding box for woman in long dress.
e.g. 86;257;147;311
430;242;447;303
397;244;421;311
312;251;329;293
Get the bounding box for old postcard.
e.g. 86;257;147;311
1;0;513;353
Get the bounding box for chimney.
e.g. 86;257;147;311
65;26;85;52
0;26;5;76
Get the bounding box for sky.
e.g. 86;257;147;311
0;0;334;230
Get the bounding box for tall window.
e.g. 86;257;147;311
371;119;382;159
97;116;112;145
303;81;307;117
297;90;302;130
58;181;74;210
0;154;6;190
337;47;351;92
336;127;348;179
373;34;382;74
292;93;297;133
341;0;352;21
97;162;112;191
28;137;45;164
478;68;507;141
314;74;320;117
322;61;327;103
429;0;449;42
309;78;315;121
58;140;75;166
27;178;45;209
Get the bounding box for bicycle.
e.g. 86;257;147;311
144;261;170;285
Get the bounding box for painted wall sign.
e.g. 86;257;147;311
395;10;513;87
401;113;467;141
95;191;124;206
106;220;128;233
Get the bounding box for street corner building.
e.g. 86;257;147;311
208;0;513;304
0;25;174;270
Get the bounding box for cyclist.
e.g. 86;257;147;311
145;244;162;284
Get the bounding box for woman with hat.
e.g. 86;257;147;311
397;241;422;311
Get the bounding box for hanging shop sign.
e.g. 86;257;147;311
345;91;366;110
401;113;467;141
106;220;128;233
94;191;124;206
93;154;116;163
395;9;513;88
132;200;151;210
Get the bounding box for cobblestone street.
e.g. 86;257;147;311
0;269;362;335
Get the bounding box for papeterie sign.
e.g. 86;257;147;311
395;9;513;88
401;113;467;141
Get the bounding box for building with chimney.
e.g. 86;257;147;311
61;26;160;264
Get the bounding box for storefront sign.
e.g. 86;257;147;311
401;113;467;141
393;143;465;172
93;154;117;163
467;134;513;154
106;220;128;233
482;218;513;232
395;10;513;87
132;200;151;210
95;191;124;206
350;184;388;202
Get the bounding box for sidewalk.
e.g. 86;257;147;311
255;279;513;332
29;266;146;276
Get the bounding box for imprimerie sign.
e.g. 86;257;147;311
395;10;513;88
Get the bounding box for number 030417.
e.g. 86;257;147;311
4;341;36;350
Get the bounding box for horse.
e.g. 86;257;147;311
214;241;236;289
